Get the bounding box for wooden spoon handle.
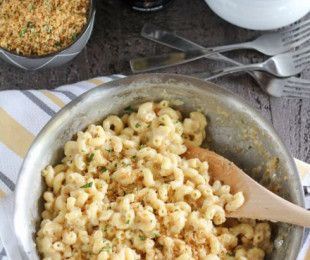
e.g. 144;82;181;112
228;180;310;228
183;145;310;228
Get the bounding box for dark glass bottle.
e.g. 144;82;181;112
123;0;173;12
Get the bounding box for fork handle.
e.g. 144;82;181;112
141;24;266;85
141;24;259;78
192;63;266;80
141;24;256;54
130;42;257;72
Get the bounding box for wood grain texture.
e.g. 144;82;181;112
0;0;308;164
183;145;310;227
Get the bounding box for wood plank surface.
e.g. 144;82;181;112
0;0;309;165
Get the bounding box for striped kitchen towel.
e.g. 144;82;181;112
0;75;125;260
0;75;309;260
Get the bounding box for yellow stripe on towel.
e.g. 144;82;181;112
87;78;105;86
40;90;66;108
305;248;310;260
0;188;6;197
0;108;35;158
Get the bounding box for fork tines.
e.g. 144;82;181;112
283;78;310;98
282;19;310;47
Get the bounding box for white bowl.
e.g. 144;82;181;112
205;0;310;30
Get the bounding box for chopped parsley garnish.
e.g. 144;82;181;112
19;29;27;38
88;153;95;163
175;120;180;124
227;253;235;257
138;144;145;150
30;3;34;10
123;191;127;195
153;232;158;237
122;162;129;167
55;41;62;46
135;123;140;128
106;149;111;153
46;25;53;33
139;235;145;241
157;242;163;248
27;22;34;28
132;155;137;160
72;33;78;40
153;208;156;213
100;167;108;172
141;199;145;206
126;220;130;224
124;106;134;112
104;224;109;232
102;238;107;243
147;124;151;128
80;182;93;188
241;119;245;124
59;8;64;11
98;246;111;254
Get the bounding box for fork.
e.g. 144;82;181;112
131;42;310;75
142;22;310;55
250;71;310;98
141;24;310;98
131;21;310;72
192;45;310;78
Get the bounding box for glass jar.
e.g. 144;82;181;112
123;0;173;12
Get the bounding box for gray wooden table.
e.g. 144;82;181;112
0;0;309;164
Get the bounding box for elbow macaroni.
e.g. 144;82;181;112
37;101;272;260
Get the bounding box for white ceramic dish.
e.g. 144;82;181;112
205;0;310;30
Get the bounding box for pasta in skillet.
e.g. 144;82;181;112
36;101;273;260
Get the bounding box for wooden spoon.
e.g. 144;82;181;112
183;145;310;228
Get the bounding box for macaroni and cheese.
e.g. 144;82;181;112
36;101;272;260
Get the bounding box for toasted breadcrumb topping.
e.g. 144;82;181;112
0;0;89;56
